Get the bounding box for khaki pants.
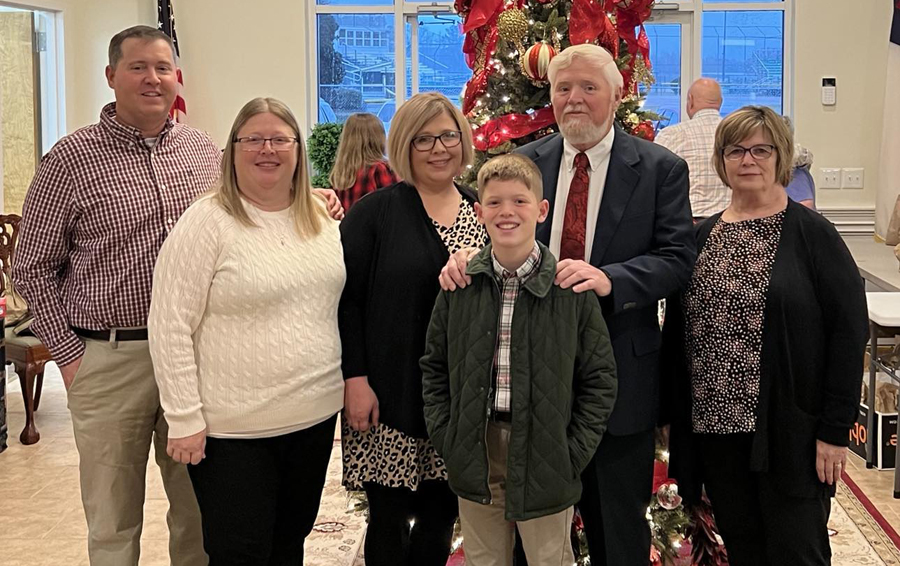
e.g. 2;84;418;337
66;338;206;566
457;422;575;566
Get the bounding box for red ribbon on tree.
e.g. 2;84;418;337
456;0;504;33
472;106;556;150
569;0;615;50
462;26;500;113
611;0;654;69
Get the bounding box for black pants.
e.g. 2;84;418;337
699;433;832;566
363;480;459;566
578;429;656;566
187;414;337;566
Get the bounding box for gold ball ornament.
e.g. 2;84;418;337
497;8;529;43
522;41;557;82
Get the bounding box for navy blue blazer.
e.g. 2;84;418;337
515;126;695;435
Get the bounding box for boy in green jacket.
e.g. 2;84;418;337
420;153;617;566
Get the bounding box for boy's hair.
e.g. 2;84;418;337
476;154;543;202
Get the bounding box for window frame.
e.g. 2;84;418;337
307;0;793;127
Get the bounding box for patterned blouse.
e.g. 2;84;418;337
342;197;487;491
683;210;786;434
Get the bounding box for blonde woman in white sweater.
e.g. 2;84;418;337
148;97;345;565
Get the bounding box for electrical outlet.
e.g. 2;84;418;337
820;168;841;189
842;168;864;189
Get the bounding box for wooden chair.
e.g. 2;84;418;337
0;214;51;445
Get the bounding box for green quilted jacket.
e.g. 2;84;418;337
420;242;617;521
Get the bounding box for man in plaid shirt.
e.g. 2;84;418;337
13;25;341;565
12;26;216;566
655;78;730;220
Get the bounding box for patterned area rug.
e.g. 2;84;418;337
832;473;900;566
305;440;367;566
306;452;900;566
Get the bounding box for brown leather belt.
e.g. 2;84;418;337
73;327;148;342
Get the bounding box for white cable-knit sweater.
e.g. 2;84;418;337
149;195;345;439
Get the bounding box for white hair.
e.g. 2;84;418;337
548;44;624;92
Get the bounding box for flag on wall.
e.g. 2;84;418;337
876;2;900;240
157;0;186;122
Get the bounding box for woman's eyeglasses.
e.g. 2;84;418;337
722;144;776;161
411;131;462;152
234;136;299;152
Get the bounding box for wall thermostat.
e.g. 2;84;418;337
822;77;837;106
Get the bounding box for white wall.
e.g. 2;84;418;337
793;0;893;210
173;0;311;147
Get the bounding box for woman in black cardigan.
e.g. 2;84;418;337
338;92;487;566
665;106;868;566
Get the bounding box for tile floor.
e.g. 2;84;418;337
2;363;900;565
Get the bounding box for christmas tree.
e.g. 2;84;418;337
456;0;661;184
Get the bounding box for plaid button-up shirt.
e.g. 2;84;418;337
655;109;730;218
491;242;542;414
13;103;221;366
337;160;399;212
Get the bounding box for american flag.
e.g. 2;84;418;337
157;0;186;122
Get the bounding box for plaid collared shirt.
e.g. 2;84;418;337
655;109;730;218
491;242;542;414
337;160;399;212
13;103;221;366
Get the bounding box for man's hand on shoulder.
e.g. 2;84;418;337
555;259;612;297
439;247;480;291
313;188;345;220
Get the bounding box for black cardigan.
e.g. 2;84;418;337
665;200;868;500
338;181;479;438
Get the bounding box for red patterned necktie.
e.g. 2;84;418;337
559;152;591;261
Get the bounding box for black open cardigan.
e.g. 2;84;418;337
665;200;869;500
338;181;479;438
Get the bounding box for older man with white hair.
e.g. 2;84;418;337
440;43;694;566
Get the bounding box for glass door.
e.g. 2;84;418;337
643;9;693;127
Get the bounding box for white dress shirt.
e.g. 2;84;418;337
550;126;615;261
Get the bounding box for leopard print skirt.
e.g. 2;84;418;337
341;195;485;491
341;415;447;491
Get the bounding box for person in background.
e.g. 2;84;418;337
782;117;817;210
149;97;345;565
655;78;730;220
666;105;867;566
330;113;400;211
339;92;487;566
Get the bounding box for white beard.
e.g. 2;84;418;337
558;113;613;147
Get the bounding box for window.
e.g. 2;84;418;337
0;4;64;213
645;1;789;131
312;2;467;131
702;10;784;115
643;23;684;125
311;2;791;130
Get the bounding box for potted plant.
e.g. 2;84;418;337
307;122;343;188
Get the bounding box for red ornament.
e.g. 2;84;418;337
522;42;557;82
632;120;656;142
